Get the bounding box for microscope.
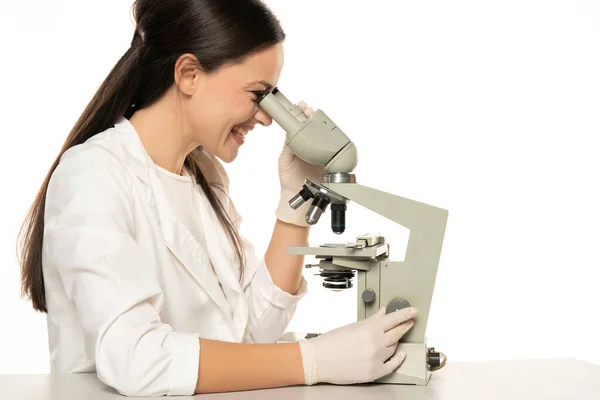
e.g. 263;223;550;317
258;88;449;385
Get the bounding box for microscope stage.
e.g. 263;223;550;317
287;242;389;259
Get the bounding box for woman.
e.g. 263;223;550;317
18;0;417;396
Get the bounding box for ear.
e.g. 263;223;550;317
174;53;203;96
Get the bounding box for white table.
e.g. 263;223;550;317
1;358;598;399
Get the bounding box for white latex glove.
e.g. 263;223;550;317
298;306;417;385
275;101;325;226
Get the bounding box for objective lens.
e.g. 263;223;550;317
289;185;313;210
331;204;346;234
306;193;330;225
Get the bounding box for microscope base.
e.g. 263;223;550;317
277;333;432;385
375;342;432;385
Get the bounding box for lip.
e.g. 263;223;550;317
235;125;254;131
232;133;244;145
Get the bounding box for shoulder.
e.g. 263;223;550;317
52;127;131;189
46;127;134;223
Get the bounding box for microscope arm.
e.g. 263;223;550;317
323;182;448;343
323;183;448;249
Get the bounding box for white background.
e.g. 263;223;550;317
0;0;598;374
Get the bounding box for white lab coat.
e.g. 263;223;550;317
41;116;307;396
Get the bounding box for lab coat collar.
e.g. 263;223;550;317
113;117;247;338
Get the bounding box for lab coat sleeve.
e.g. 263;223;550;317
242;238;308;343
43;144;199;397
228;203;307;344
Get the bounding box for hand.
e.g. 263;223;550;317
275;101;325;226
298;306;417;385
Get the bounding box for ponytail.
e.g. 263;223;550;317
18;31;146;313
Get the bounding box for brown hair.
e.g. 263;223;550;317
18;0;285;313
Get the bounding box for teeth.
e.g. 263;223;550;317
232;127;248;136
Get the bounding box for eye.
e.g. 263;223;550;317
251;90;269;103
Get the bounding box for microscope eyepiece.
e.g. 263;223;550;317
331;204;346;234
257;87;277;105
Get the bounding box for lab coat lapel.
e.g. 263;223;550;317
192;190;248;333
115;117;236;326
151;172;236;320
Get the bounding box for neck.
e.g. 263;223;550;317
128;95;200;175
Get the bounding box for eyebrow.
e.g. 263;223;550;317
247;80;274;91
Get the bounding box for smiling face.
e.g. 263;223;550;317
177;43;284;163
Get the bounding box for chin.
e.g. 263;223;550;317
214;150;238;163
213;133;242;163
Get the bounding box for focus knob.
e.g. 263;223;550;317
386;298;411;314
362;289;376;303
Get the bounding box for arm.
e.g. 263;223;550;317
195;339;304;393
195;214;308;392
263;99;323;295
238;219;310;344
235;218;309;344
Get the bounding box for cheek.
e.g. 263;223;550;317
187;90;256;144
228;91;258;118
188;95;229;138
234;102;258;125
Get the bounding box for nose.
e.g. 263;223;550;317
254;107;273;127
